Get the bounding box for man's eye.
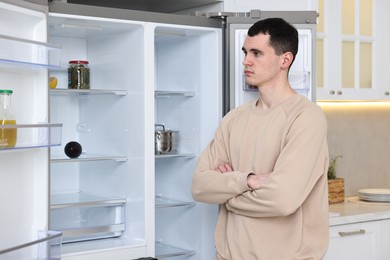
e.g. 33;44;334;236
253;51;261;57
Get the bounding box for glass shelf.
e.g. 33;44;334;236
155;241;196;259
155;196;196;209
155;90;195;98
51;153;127;163
50;89;128;96
0;34;61;69
51;192;126;209
155;152;196;159
0;123;62;150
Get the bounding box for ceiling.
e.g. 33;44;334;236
66;0;222;13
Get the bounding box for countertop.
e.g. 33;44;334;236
329;196;390;226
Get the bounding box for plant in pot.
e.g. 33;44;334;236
327;155;345;204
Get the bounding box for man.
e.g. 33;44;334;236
191;18;329;259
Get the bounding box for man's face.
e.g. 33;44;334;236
242;33;283;88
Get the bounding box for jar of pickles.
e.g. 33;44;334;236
68;60;90;89
0;89;17;148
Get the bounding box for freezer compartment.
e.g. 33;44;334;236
0;123;62;150
50;192;126;243
0;230;62;260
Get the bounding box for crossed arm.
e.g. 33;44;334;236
216;163;270;190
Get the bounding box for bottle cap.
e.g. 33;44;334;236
0;89;13;94
69;60;89;64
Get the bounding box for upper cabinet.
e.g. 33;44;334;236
316;0;390;101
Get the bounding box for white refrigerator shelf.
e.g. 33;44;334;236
0;123;62;150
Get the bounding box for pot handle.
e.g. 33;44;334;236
155;124;165;131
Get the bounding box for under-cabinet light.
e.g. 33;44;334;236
317;101;390;108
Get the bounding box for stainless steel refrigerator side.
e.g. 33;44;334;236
48;1;222;28
64;0;223;14
226;11;317;111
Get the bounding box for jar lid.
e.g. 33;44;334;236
69;60;89;64
0;89;13;94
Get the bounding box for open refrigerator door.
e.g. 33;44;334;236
0;0;63;259
47;2;222;259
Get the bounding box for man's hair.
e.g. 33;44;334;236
247;17;298;66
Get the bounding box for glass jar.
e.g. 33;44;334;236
68;60;90;89
0;89;17;148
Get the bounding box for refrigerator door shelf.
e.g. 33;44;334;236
0;34;61;69
0;123;62;151
0;230;62;259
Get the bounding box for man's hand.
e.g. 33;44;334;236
215;163;270;190
247;173;270;190
216;163;233;173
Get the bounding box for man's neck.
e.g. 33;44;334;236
256;83;296;110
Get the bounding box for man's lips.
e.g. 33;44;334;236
244;70;253;76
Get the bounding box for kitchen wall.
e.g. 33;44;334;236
319;102;390;196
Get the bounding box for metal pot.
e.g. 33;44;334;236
155;124;178;154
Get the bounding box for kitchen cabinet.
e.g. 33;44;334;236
314;0;390;102
324;221;382;260
316;87;378;101
381;219;390;260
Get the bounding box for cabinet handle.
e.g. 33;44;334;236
329;90;335;94
336;90;343;95
385;91;390;96
338;229;366;236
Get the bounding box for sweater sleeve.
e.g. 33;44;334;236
191;111;251;204
225;107;329;218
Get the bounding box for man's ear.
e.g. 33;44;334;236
280;52;294;69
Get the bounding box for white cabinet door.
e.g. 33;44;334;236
317;87;378;101
381;219;390;260
324;221;382;260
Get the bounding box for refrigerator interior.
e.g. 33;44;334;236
47;13;150;256
231;26;314;108
153;24;220;259
0;1;57;256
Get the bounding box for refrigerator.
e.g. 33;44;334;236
0;1;316;259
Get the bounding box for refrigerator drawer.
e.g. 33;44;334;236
50;193;126;243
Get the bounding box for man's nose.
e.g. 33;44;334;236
242;55;251;66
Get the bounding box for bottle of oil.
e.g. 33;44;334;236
0;89;17;148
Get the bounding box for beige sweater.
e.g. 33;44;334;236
192;94;329;260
